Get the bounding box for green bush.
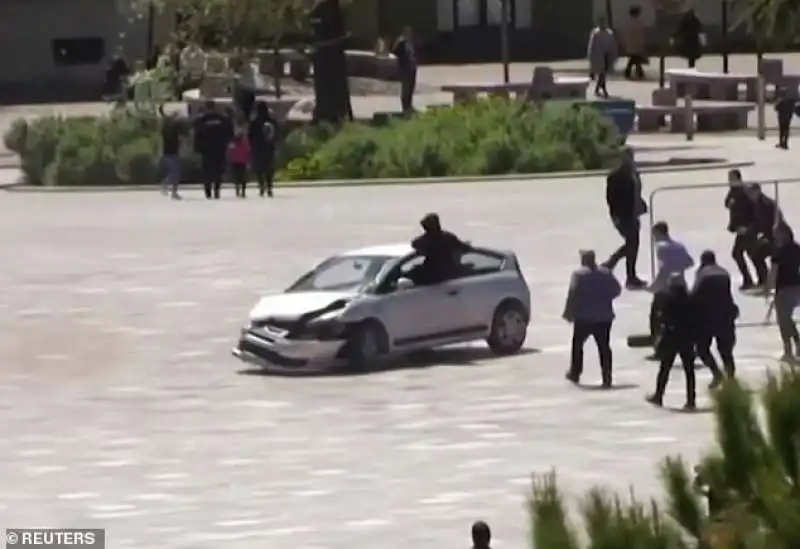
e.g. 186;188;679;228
530;369;800;549
4;98;622;186
279;98;622;181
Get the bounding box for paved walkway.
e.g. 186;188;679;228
0;143;798;547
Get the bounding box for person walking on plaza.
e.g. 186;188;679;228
248;101;278;198
587;18;617;98
691;250;738;387
647;274;697;410
725;169;761;289
673;8;704;68
648;221;694;359
768;223;800;362
604;147;648;289
563;249;622;388
193;100;232;199
392;26;418;114
622;5;647;80
158;106;185;200
228;125;251;198
774;87;797;150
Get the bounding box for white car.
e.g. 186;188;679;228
232;243;531;372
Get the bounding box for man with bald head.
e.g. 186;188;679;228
563;249;622;387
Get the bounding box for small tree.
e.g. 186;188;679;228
736;0;800;53
145;0;353;123
530;368;800;549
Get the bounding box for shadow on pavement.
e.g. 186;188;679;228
577;382;639;391
237;346;540;378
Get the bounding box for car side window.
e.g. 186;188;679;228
459;251;504;277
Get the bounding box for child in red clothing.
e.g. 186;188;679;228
228;126;251;197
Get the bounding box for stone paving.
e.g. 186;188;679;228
1;144;799;547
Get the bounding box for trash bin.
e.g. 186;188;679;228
590;99;636;141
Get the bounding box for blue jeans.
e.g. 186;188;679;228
161;154;181;194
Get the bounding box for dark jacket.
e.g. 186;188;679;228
606;165;647;221
563;266;622;323
690;264;739;326
193;111;232;157
392;38;417;74
674;11;703;61
411;230;470;282
752;194;780;238
775;96;796;124
248;115;278;162
659;285;696;344
724;186;755;232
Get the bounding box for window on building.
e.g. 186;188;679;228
52;37;106;66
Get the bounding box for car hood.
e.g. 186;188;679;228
249;291;356;321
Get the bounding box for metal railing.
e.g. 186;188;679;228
646;177;800;327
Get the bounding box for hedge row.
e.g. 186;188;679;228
3;99;622;186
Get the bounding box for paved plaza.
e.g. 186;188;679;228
0;138;799;548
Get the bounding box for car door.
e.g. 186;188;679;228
445;249;507;332
374;256;458;349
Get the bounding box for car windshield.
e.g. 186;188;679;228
287;255;396;293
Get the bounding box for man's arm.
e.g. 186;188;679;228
606;172;619;219
608;271;622;299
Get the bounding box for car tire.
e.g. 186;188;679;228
344;320;388;372
486;300;528;355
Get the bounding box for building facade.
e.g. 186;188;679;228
0;0;164;102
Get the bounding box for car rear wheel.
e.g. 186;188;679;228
344;320;388;372
487;300;528;355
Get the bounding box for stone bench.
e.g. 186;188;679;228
637;101;754;133
666;68;761;101
441;76;589;104
182;88;301;120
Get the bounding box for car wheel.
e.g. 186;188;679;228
345;320;387;372
486;300;528;355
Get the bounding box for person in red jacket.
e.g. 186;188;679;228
228;126;251;198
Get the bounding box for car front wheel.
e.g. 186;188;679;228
344;320;387;372
486;300;528;355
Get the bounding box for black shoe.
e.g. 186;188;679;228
683;401;697;411
708;375;724;390
601;379;613;389
565;371;580;384
739;281;755;291
645;394;663;407
625;278;648;290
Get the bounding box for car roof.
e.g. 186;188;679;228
340;243;414;258
340;243;511;258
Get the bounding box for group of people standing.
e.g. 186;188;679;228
563;152;800;410
159;99;277;200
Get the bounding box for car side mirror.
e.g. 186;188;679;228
396;277;414;291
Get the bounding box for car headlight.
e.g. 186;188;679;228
302;319;346;341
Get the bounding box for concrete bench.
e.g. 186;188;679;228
666;68;760;101
441;76;589;104
182;88;300;119
636;101;754;133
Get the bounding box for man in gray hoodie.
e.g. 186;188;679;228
563;249;622;387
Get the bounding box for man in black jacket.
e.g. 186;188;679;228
392;26;418;114
746;183;782;286
604;148;648;289
410;213;470;285
646;274;697;410
691;250;738;387
725;169;760;289
193;100;233;199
